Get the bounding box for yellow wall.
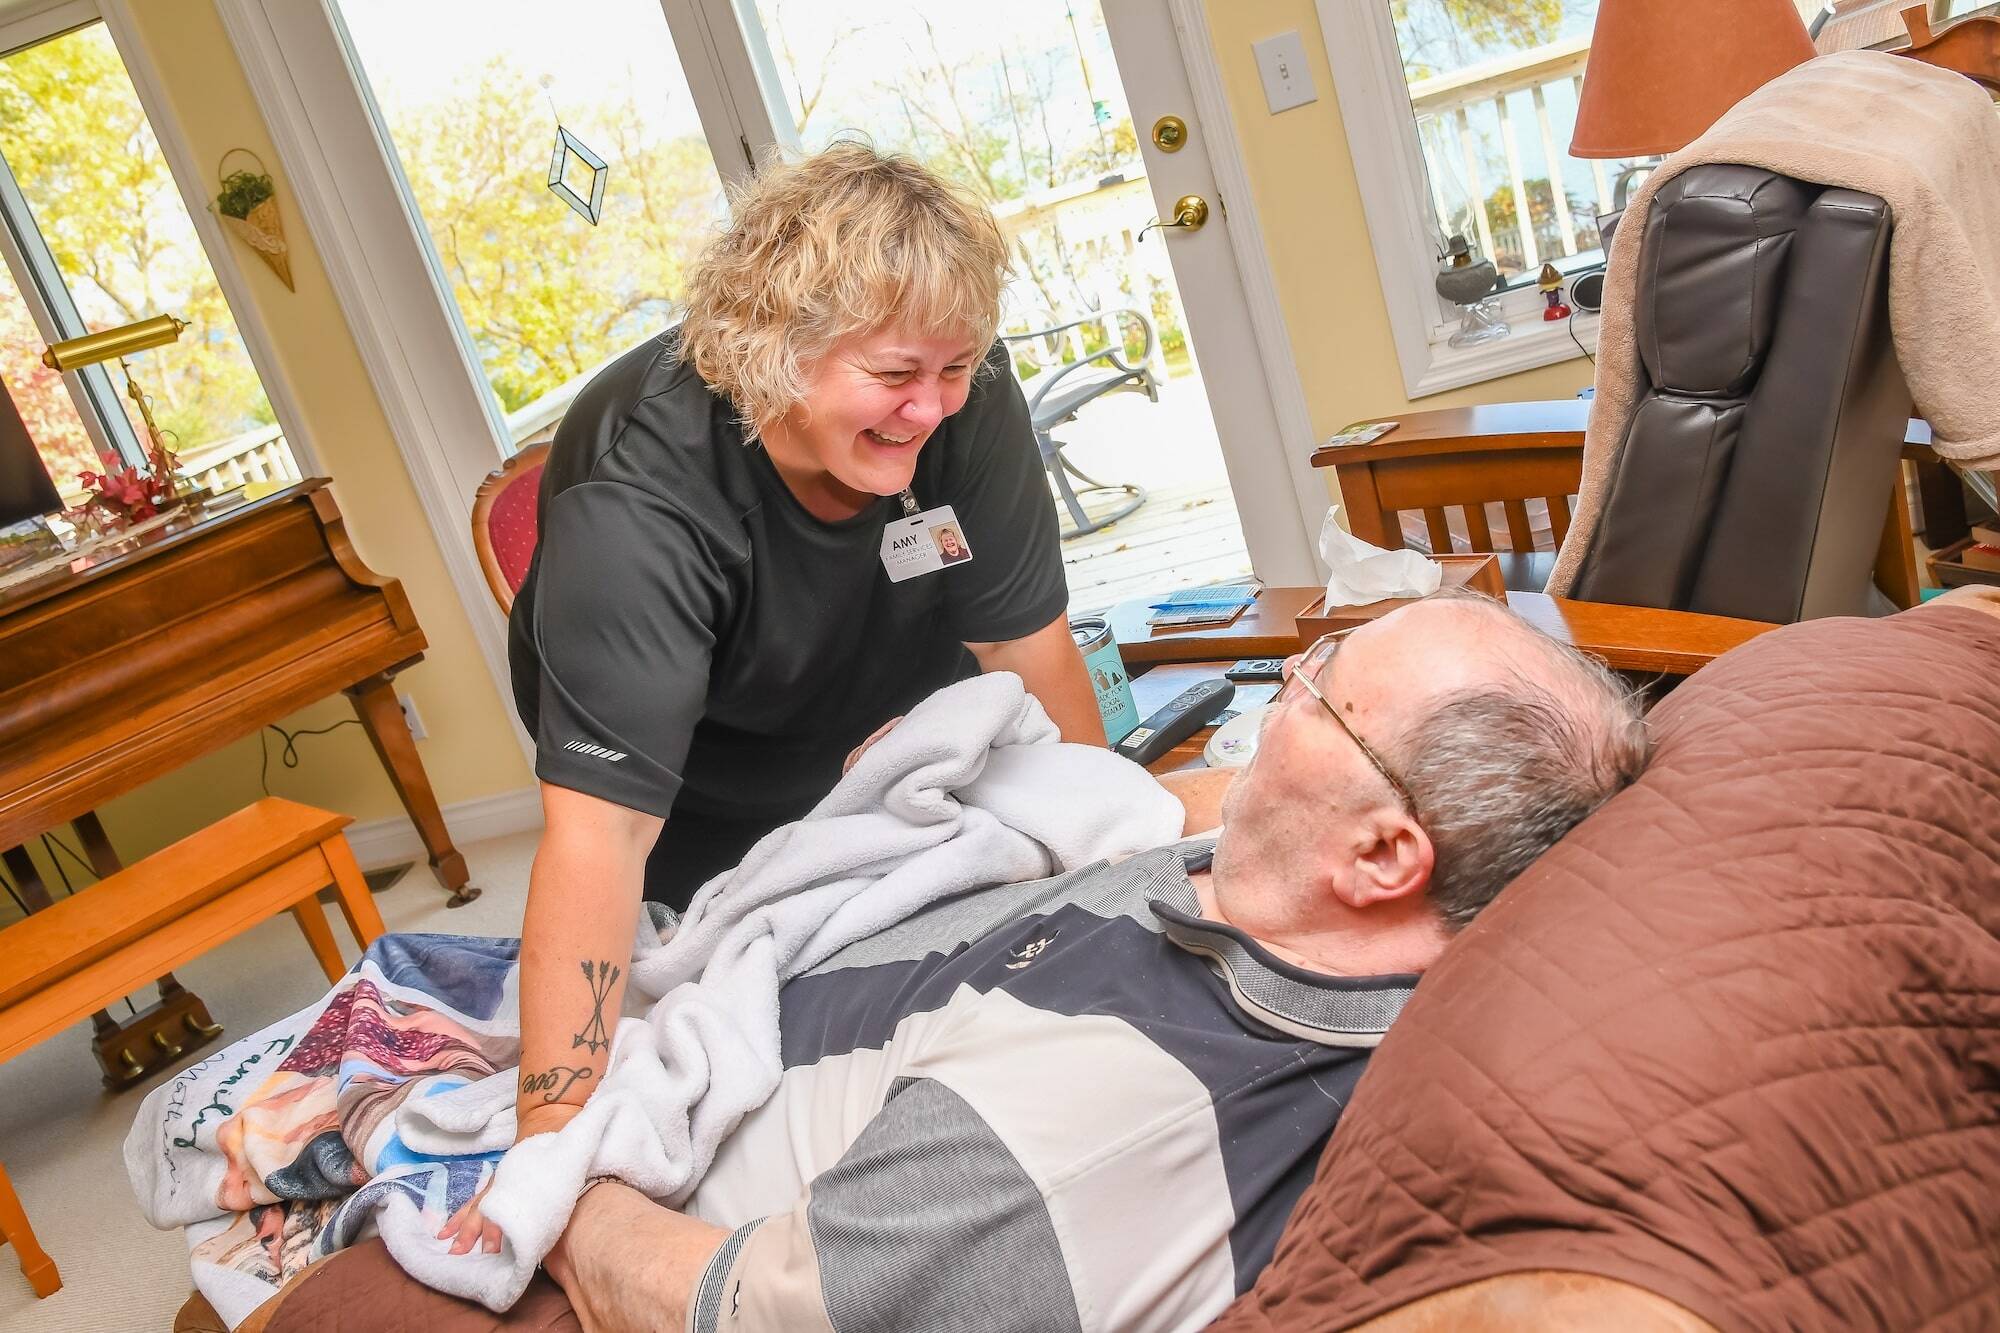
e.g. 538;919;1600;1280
1203;0;1592;449
41;0;532;873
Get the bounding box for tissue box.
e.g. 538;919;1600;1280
1295;553;1506;639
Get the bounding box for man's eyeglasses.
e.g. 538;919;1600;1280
1278;631;1417;812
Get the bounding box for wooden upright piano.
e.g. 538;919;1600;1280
0;480;474;1083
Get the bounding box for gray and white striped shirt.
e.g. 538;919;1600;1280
683;838;1418;1333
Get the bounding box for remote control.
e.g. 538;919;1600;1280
1114;678;1235;766
1224;657;1286;684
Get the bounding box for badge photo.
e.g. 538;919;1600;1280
931;522;972;565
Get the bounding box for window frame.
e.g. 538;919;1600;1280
0;0;319;492
0;135;147;472
1314;0;1600;399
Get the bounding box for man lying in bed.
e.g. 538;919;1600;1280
255;591;1648;1333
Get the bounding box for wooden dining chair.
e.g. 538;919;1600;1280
1315;404;1586;595
469;441;550;614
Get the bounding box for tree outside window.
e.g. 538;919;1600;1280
0;23;287;500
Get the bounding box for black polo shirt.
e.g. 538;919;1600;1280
508;330;1067;899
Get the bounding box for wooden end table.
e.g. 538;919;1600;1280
1107;585;1774;678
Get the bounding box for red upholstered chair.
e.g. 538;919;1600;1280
470;441;550;614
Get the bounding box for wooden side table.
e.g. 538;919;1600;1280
1106;587;1322;668
1120;592;1779;775
1108;585;1773;677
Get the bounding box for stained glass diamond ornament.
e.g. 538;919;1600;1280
547;125;608;225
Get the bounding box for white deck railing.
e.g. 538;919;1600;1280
1407;36;1636;278
174;423;302;495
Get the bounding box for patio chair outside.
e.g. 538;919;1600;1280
1002;307;1163;539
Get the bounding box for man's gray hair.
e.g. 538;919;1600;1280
1390;605;1651;930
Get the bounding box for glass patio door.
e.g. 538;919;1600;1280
332;0;728;455
737;0;1255;612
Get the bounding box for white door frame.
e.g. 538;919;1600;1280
1104;0;1326;583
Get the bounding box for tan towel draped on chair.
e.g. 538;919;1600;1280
1549;50;2000;597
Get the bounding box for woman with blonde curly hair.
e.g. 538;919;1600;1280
449;145;1100;1248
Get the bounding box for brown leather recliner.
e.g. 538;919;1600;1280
1570;164;1912;623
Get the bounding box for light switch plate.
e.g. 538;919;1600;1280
1252;30;1316;115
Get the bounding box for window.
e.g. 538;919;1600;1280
333;0;729;453
0;19;297;507
325;0;1251;606
1321;1;1634;396
744;2;1194;365
228;0;1332;693
1394;1;1653;288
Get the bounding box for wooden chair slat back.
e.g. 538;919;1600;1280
1462;502;1494;552
1422;507;1455;554
1547;493;1573;548
1503;499;1536;552
1369;448;1584;515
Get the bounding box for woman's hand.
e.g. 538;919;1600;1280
435;1100;587;1256
436;1179;502;1256
843;715;904;775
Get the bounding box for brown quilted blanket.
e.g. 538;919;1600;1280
1211;599;2000;1332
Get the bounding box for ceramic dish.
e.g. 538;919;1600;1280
1203;703;1270;769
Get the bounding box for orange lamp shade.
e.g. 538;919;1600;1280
1571;0;1820;158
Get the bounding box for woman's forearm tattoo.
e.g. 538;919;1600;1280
574;959;620;1056
520;1065;592;1103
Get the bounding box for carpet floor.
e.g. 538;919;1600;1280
0;828;540;1333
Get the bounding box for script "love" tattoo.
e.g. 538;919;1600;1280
520;1065;592;1103
574;959;619;1056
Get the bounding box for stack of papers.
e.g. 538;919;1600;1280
1322;421;1397;449
1147;583;1259;628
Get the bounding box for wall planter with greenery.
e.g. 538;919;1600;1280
211;149;293;291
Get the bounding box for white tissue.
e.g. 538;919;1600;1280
1319;506;1443;606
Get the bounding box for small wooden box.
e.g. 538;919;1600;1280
1294;553;1506;639
1931;537;2000;590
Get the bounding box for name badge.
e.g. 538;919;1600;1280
879;503;975;582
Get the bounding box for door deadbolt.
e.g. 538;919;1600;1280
1151;115;1188;152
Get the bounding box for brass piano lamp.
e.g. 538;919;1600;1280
41;312;192;501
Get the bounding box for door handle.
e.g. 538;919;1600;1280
1138;194;1209;242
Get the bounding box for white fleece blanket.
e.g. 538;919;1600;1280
129;671;1182;1316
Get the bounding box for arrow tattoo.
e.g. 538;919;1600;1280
574;959;619;1056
